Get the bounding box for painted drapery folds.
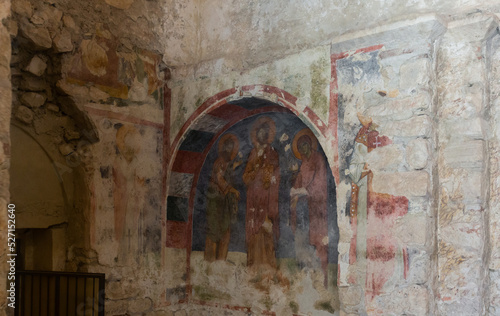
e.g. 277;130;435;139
291;128;329;281
243;116;280;268
191;112;338;313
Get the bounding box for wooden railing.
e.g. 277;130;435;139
15;270;105;316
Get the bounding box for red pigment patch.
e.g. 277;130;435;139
165;220;189;248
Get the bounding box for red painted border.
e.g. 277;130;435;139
330;44;384;285
329;44;384;184
169;85;308;159
165;220;189;248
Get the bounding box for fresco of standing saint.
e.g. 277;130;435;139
204;133;240;262
346;113;409;301
290;128;328;279
243;116;280;268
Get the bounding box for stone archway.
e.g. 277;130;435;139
165;87;340;315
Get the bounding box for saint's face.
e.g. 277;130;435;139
299;141;311;159
257;126;269;145
222;140;234;161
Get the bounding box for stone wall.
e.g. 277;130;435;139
6;1;500;316
8;0;166;314
164;11;500;316
436;16;497;315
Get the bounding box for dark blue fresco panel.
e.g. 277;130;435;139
166;196;189;222
179;130;215;152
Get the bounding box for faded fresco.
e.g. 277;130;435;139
191;112;338;313
92;120;163;266
345;113;409;303
66;25;162;104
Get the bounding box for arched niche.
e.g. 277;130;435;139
10;122;95;271
166;95;339;314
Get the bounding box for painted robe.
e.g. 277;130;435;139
347;124;409;300
113;155;146;264
291;150;328;275
243;144;280;267
204;157;238;261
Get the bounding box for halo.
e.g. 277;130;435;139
250;116;276;147
116;125;137;152
218;133;239;160
292;128;318;160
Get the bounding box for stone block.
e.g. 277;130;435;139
379;115;431;138
7;19;18;37
394;213;427;246
64;129;80;141
20;75;49;91
129;297;153;313
439;221;483;250
406;249;430;285
372;171;429;197
30;11;46;25
437;241;482;313
53;29;74;53
463;171;483;204
56;79;90;98
365;94;430;121
19;23;52;50
20;92;46;108
15;106;33;124
58;143;73;156
174;309;187;316
443;139;484;169
106;279;141;300
25;55;47;76
105;299;128;315
47;103;59;112
399;58;430;91
62;15;78;32
34;115;70;134
11;0;32;17
366;144;403;172
489;270;500;313
378;285;429;315
406;138;429;170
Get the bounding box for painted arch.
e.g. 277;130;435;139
164;86;340;314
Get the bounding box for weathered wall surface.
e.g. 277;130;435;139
490;30;500;316
333;18;441;315
193;0;500;71
8;0;166;314
165;11;500;316
436;16;497;315
7;0;500;316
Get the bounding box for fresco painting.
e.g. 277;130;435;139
105;123;162;264
291;128;329;282
243;117;281;268
346;113;409;302
204;133;240;262
190;112;339;312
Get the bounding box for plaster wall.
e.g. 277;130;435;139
6;0;500;316
165;12;500;316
